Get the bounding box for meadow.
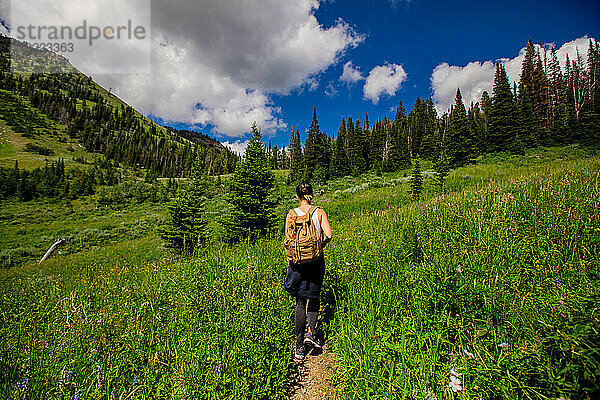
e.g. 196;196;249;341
0;145;598;399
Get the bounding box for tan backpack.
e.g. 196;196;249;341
284;206;323;264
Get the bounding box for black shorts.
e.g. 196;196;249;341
284;254;325;299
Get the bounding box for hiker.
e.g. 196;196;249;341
284;182;333;361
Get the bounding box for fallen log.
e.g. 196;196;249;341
39;237;65;264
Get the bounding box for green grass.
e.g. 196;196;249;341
0;103;92;171
326;152;599;399
1;145;599;399
0;197;166;268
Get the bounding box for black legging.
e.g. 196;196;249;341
294;296;320;349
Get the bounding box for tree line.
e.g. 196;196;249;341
0;158;120;201
281;38;599;184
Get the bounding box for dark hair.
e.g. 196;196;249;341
296;182;313;203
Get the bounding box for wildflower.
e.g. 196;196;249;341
450;368;461;377
498;343;509;348
345;262;351;266
63;370;73;384
141;301;149;307
133;376;139;385
463;349;474;358
456;265;462;273
13;378;29;391
449;375;462;392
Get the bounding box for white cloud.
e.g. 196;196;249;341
430;36;596;114
5;0;364;137
340;60;364;87
431;61;495;113
324;82;338;97
363;63;407;104
221;139;250;156
114;0;365;137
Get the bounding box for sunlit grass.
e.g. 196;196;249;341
1;145;598;399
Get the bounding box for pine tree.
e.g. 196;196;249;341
303;108;320;181
157;156;211;253
410;156;423;201
369;117;385;172
516;84;537;148
347;117;365;175
314;130;331;182
331;118;350;177
419;98;438;159
386;103;410;171
583;39;600;146
489;64;519;152
289;125;303;183
271;145;280;169
533;52;551;140
361;114;371;170
479;91;492;152
446;88;472;166
222;123;276;241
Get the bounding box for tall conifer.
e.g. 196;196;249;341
489;64;518;152
223;123;276;241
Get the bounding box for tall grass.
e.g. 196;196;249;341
326;153;599;399
1;146;598;399
1;239;295;399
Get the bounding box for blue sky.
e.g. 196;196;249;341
260;0;600;150
2;0;599;153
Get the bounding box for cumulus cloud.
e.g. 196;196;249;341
221;139;250;156
5;0;364;137
363;63;407;104
431;36;595;114
340;61;364;87
431;61;495;113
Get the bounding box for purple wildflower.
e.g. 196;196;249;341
63;370;73;384
13;378;29;390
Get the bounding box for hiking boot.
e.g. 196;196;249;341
303;332;322;349
294;345;306;361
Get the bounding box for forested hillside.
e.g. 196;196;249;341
0;34;239;176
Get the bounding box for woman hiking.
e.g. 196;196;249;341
284;182;333;361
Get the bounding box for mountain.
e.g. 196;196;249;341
0;34;238;177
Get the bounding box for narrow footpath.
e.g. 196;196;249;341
290;344;339;400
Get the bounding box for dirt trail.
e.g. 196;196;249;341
290;344;339;400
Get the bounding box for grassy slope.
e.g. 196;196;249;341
0;71;210;171
0;197;167;268
0;145;598;399
327;148;599;398
0;117;93;170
